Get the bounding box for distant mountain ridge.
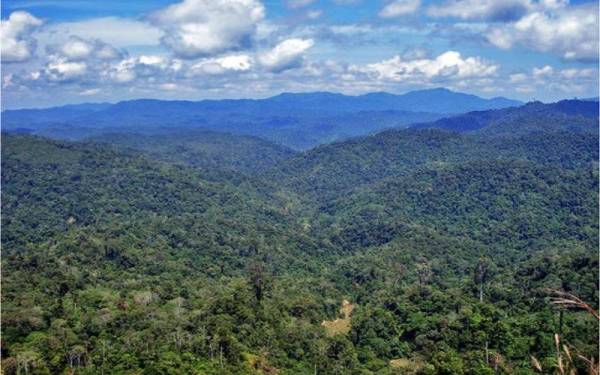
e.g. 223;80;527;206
3;88;521;115
1;88;522;149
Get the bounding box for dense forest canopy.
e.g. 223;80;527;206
1;98;598;374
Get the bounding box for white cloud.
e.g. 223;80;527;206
80;88;101;96
41;17;163;48
1;11;43;62
190;54;253;75
151;0;265;58
95;43;122;60
108;58;137;83
532;66;597;84
353;51;498;82
3;73;15;88
107;55;182;82
379;0;421;18
532;65;553;78
259;38;314;72
486;3;598;61
138;55;168;67
59;37;94;59
217;55;253;70
559;68;595;79
45;58;88;81
509;73;527;83
52;36;123;61
501;65;597;95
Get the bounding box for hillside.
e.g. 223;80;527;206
266;128;598;202
89;129;297;173
2;99;598;374
411;99;599;136
1;134;315;265
322;160;598;253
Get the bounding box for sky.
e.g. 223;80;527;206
1;0;598;109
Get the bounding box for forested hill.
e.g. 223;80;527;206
411;99;599;136
266;128;598;203
2;97;598;374
89;129;297;173
1;134;318;267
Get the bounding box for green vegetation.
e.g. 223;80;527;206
2;101;598;374
89;130;297;174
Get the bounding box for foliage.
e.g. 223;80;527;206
1;99;598;374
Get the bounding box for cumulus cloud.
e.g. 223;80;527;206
259;38;314;72
429;1;599;61
31;36;127;82
531;65;596;82
49;36;124;61
353;51;498;83
138;55;169;67
24;45;181;86
506;65;597;95
44;58;88;81
189;54;253;75
486;3;598;61
150;0;265;58
379;0;421;18
2;73;15;88
532;65;553;78
104;55;182;83
108;58;137;83
1;11;43;62
509;73;527;83
59;37;96;59
559;68;595;79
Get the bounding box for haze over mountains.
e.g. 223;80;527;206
2;88;522;149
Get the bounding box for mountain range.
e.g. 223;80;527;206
2;88;522;149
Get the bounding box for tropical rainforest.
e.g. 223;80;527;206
1;94;598;375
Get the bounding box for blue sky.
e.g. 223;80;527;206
1;0;598;109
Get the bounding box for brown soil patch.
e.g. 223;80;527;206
321;299;354;337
